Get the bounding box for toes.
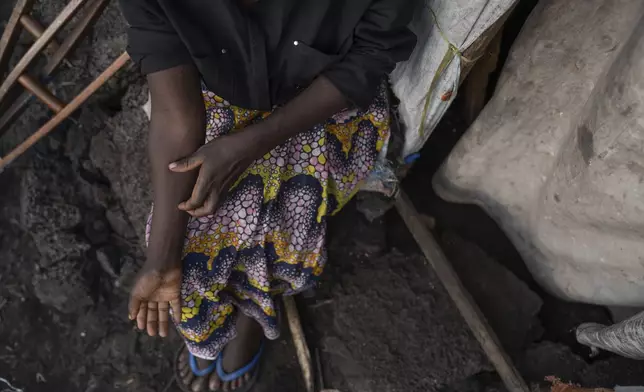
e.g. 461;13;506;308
191;376;207;392
183;371;195;387
179;350;189;366
218;374;251;391
180;364;191;378
208;374;221;391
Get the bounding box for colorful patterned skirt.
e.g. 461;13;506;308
147;84;391;360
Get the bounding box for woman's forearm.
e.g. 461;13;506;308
166;75;351;216
244;76;348;157
146;65;205;269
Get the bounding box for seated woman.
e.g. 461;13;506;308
120;0;418;391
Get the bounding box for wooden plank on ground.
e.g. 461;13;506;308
284;296;314;392
394;190;530;392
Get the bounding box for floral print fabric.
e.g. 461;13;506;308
146;84;391;359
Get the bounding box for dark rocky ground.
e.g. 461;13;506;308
3;1;644;392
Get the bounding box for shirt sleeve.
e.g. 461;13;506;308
119;0;193;74
323;0;419;108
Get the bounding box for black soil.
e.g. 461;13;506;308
3;1;644;392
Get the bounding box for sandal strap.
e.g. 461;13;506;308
189;352;219;377
216;342;264;382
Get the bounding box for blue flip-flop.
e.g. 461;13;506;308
190;352;219;377
216;342;264;392
175;346;220;392
174;344;264;392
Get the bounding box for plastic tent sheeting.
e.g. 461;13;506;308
435;0;644;306
390;0;518;160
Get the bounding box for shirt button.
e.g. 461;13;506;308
293;40;299;46
221;49;227;54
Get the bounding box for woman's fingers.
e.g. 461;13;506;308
136;301;148;330
147;301;159;336
188;192;219;217
188;174;238;217
158;302;170;337
128;296;141;321
169;152;204;173
179;168;213;212
134;300;176;337
171;151;208;210
170;299;181;323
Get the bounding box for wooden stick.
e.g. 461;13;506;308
19;15;62;53
314;348;324;390
394;191;530;392
17;75;64;113
0;52;130;171
0;0;110;135
0;0;35;78
0;0;108;136
0;0;89;104
284;296;315;392
43;0;110;76
0;91;33;136
17;13;73;71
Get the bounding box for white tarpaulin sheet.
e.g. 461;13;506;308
391;0;518;159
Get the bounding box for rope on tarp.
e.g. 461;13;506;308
417;6;482;138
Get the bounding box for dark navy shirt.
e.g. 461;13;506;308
120;0;419;110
